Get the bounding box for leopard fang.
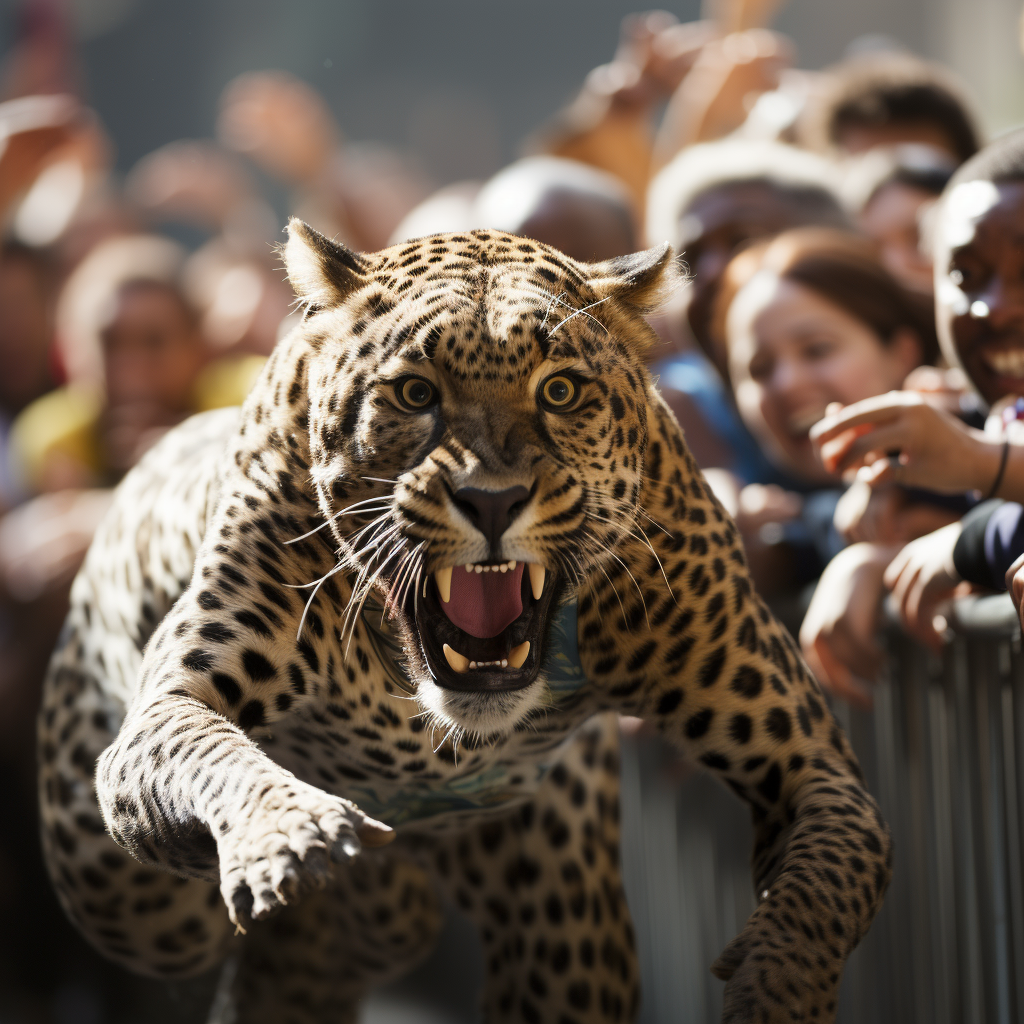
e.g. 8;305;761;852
442;643;469;673
435;566;452;603
528;564;546;601
507;641;530;668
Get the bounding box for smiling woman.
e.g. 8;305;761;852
712;227;935;484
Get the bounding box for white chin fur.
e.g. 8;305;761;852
415;673;547;738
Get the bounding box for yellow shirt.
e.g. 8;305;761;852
11;354;266;494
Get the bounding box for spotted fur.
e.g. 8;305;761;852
38;222;891;1023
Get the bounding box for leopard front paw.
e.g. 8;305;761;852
712;919;841;1023
215;777;393;928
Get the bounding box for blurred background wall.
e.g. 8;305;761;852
0;0;1020;199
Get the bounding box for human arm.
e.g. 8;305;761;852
529;15;716;204
799;542;898;709
653;28;793;165
834;479;957;546
1006;550;1024;632
217;71;340;186
0;93;82;216
882;522;964;652
953;500;1024;590
810;391;1024;501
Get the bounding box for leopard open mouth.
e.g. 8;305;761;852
413;559;560;693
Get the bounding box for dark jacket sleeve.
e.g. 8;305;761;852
953;499;1024;590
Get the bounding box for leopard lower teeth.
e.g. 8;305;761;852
443;643;527;672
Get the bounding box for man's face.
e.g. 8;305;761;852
860;181;936;295
935;180;1024;405
101;283;207;414
680;182;811;354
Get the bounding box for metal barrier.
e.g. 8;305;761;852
619;593;1024;1024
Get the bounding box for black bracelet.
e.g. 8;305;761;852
985;439;1011;500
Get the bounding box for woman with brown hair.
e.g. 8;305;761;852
708;228;963;620
712;226;937;484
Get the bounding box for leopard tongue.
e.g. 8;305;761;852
441;564;525;639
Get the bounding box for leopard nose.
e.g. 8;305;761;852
453;485;531;552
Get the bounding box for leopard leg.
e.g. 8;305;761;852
211;847;443;1024
428;714;639;1024
39;650;235;978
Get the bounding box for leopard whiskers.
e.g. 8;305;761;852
432;719;463;764
398;549;426;615
387;547;420;617
341;537;408;656
551;548;587;591
579;480;677;598
546;294;611;338
290;499;399;639
284;494;395;546
584;507;675;604
634;502;673;538
601;543;651;628
580;520;650;627
294;561;347;640
347;522;403;565
384;541;426;621
590;551;630;629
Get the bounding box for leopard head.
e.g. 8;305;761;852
283;219;679;737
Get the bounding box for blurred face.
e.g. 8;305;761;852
727;274;917;482
935;180;1024;405
860;181;935;294
100;283;207;415
516;192;636;262
681;182;812;351
0;254;53;415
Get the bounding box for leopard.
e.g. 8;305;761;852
38;219;892;1024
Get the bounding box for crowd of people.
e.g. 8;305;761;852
4;4;1024;1021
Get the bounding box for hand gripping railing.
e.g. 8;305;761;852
619;593;1024;1023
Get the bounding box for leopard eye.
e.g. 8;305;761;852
539;374;577;411
396;376;436;411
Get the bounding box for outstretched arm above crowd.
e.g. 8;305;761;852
529;14;716;205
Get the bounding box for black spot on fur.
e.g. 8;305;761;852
182;649;213;673
198;622;235;644
242;650;276;682
656;689;683;715
729;713;752;744
238;700;266;731
697;646;725;688
765;707;792;742
684;708;714;739
731;665;763;699
756;763;782;803
211;673;242;705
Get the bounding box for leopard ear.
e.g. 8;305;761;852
283;218;370;308
586;243;681;313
